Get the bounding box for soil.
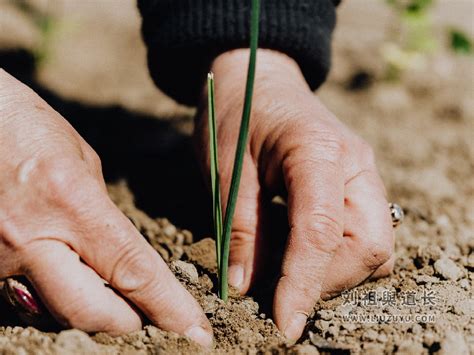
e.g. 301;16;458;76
0;0;472;354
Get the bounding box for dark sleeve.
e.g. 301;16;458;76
138;0;339;106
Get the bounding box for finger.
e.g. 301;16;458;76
69;185;213;347
273;146;345;341
23;241;142;334
369;255;395;280
320;171;394;299
225;157;264;294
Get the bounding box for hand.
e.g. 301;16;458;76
0;70;213;347
196;49;394;340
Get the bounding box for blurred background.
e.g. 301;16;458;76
0;0;472;236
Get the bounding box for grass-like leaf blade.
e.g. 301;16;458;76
219;0;260;301
207;72;223;275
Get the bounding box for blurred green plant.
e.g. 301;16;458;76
382;0;472;79
382;0;437;79
449;28;472;55
9;0;56;65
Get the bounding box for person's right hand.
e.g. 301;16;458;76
0;69;213;347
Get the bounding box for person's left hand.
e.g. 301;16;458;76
195;49;395;341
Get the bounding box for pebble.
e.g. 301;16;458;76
314;319;330;332
453;299;473;316
289;344;320;355
414;274;439;285
411;324;422;335
335;303;353;316
377;333;388;343
423;331;436;347
145;326;160;338
54;329;99;354
317;310;333;321
438;331;469;355
363;329;378;341
341;322;357;332
433;257;463;281
396;340;424;355
459;278;470;290
170;260;199;283
162;224;177;238
327;325;339;338
363;343;385;355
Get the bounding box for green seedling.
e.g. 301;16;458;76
449;28;473;55
207;0;260;301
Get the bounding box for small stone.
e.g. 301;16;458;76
363;329;378;341
341;322;358;331
416;246;443;267
436;215;451;231
414;274;440;285
317;310;333;321
335;303;353;316
396;340;423;355
145;326;160;338
314;319;330;331
327;325;339;338
182;230;193;245
259;313;266;319
363;343;385;355
174;233;184;245
170;260;199;283
459;278;470;290
423;331;436;347
377;333;388;343
438;331;469;355
54;329;99;354
433;257;463;281
289;344;320;355
453;299;473;316
411;323;422;335
163;224;177;238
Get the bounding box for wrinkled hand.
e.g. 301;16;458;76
196;49;394;340
0;70;212;347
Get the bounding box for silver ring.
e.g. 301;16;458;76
389;202;404;228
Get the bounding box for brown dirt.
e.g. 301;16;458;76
0;0;472;354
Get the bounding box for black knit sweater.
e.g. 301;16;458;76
138;0;339;106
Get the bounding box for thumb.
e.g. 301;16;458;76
223;156;262;294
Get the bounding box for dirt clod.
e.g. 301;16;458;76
433;257;463;281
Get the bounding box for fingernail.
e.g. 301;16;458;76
228;264;244;291
283;313;307;341
185;326;213;348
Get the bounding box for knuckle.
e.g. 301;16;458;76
361;239;393;270
40;160;83;202
292;214;343;255
109;242;157;297
60;297;114;332
230;231;254;250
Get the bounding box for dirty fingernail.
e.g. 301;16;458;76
185;326;213;348
228;265;244;291
283;313;307;340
